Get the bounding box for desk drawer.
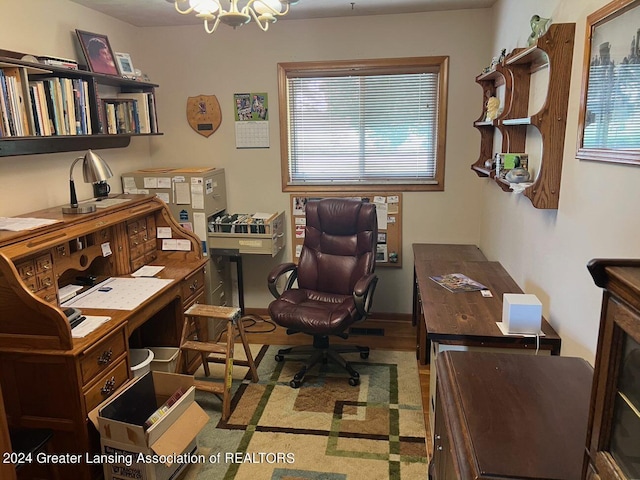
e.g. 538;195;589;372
80;328;127;384
83;359;129;413
182;268;205;304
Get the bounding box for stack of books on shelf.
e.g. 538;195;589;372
30;77;92;136
0;66;95;137
0;67;30;137
99;92;157;135
37;56;78;70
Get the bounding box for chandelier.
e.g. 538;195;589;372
173;0;299;33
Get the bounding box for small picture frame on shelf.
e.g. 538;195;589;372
75;30;119;76
495;153;528;180
115;52;136;79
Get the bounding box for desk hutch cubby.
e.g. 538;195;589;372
471;23;575;209
0;49;161;157
0;195;207;479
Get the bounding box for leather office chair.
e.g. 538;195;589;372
267;198;378;388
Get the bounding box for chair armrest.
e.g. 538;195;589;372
353;273;378;317
267;262;298;298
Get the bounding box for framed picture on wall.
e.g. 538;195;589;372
577;0;640;166
75;29;119;76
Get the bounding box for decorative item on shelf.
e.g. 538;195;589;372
484;158;495;169
75;30;119;76
482;48;507;73
62;150;113;214
505;167;531;183
171;0;299;33
495;153;528;180
485;96;501;121
527;15;552;46
114;52;135;79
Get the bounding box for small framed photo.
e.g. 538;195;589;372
75;29;119;76
115;52;135;78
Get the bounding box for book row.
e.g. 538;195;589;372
0;66;158;138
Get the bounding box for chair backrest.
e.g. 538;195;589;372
297;198;377;295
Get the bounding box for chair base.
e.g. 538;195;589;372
275;336;369;388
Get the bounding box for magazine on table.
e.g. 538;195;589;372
429;273;487;293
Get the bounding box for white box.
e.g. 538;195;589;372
89;371;209;480
502;293;542;334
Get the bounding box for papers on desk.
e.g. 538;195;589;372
0;217;60;231
62;277;173;310
58;284;84;303
429;273;487;293
93;198;133;208
72;316;111;338
131;265;165;277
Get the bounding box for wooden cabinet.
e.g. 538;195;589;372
432;351;592;480
586;260;640;479
0;194;207;479
0;50;160;157
471;23;575;209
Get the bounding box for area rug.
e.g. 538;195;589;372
182;345;428;479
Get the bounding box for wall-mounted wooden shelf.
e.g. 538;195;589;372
471;23;576;209
0;52;161;157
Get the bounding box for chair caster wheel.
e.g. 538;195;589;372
349;377;360;386
360;351;369;359
275;354;284;362
290;379;301;388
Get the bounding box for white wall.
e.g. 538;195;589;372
134;10;491;314
481;0;640;363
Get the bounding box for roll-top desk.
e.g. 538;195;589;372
0;194;208;479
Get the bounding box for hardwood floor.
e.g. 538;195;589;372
239;314;432;456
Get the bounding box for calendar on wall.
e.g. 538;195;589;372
235;121;269;148
234;92;270;148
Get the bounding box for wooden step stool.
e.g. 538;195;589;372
178;304;258;421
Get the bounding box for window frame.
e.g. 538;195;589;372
277;56;449;193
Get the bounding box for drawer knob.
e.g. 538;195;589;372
101;376;116;396
190;280;198;291
98;349;113;365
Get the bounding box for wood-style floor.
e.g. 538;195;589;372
240;314;432;455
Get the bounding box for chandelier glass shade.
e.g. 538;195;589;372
173;0;298;33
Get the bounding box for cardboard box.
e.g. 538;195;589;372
502;293;542;334
89;371;210;480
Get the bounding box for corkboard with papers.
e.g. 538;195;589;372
289;193;402;268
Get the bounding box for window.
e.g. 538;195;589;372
278;57;449;192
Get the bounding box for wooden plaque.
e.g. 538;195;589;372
187;94;221;137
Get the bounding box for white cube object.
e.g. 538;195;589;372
502;293;542;334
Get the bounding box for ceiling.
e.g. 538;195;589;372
70;0;497;28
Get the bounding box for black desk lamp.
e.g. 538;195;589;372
62;150;113;214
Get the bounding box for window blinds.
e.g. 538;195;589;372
286;73;439;185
